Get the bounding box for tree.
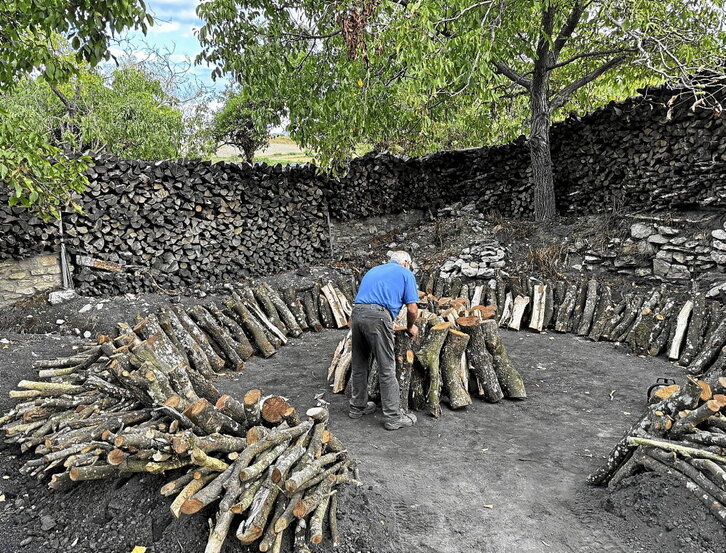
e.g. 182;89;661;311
196;0;725;220
0;0;151;218
209;89;283;162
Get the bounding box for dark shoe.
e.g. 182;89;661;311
349;401;377;419
384;412;417;430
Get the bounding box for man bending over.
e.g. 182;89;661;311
349;251;419;430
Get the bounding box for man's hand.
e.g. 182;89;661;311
407;324;419;340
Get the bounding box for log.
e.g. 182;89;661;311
224;297;277;358
188;306;245;371
440;329;472;409
554;283;577;332
669;300;694;360
414;322;451;418
206;302;256;360
261;282;303;336
394;330;415;413
680;294;707;366
687;318;726;375
282;286;310;331
302;290;324;332
528;284;547;332
481;320;526;399
576;279;599;336
457;318;504;403
508;295;530;331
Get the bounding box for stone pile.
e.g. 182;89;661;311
585;220;723;282
439;242;507;279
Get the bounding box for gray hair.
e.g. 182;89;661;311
389;250;412;265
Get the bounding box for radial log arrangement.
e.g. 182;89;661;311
588;366;726;528
412;269;726;377
327;287;526;417
1;281;358;552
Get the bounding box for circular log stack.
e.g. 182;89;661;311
414;268;726;378
327;290;527;416
588;367;726;529
1;277;362;552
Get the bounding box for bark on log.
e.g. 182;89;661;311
481;320;526;399
224;297;277;358
576;279;599;336
458;318;504;403
440;329;472;409
414;322;451;418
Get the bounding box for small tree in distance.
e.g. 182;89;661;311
210;90;283;163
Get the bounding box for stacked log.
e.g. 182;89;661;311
416;269;726;378
589;362;726;528
327;294;525;416
2;324;356;552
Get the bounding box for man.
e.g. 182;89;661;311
349;250;419;430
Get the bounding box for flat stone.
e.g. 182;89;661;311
712;239;726;251
666;264;690;280
48;289;77;305
647;234;669;245
653;258;671;277
672;252;689;263
40;515;56;531
56;319;65;325
707;283;726;297
461;265;478;277
630;222;653;239
655;250;673;261
670;237;688;245
712;229;726;241
622;239;654;256
8;271;27;280
657;225;680;236
79;303;93;314
635;268;652;277
712;251;726;265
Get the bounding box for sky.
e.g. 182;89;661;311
117;0;225;92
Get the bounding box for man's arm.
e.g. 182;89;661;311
406;302;419;339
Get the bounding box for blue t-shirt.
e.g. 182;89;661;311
354;261;419;318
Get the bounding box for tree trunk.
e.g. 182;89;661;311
529;86;556;221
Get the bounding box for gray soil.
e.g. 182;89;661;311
3;320;724;553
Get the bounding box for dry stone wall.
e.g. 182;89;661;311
0;82;724;296
0;254;61;307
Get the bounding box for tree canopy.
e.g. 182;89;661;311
197;0;726;219
209;89;283;162
0;0;151;218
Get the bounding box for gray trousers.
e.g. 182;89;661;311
350;304;400;423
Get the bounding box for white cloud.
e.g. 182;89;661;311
148;21;181;34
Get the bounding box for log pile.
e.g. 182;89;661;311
0;159;332;294
588;362;726;527
327;290;526;416
2;81;725;294
414;269;726;377
2;311;357;552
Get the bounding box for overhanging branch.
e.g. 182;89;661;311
549;54;627;112
492;60;532;90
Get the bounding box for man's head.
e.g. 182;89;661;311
390;250;412;269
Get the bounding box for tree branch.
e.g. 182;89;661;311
435;1;492;25
547;48;636;71
549;54;627;112
491;60;532;90
552;1;586;57
49;84;72;111
535;4;557;62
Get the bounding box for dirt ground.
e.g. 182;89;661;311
2;323;724;553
